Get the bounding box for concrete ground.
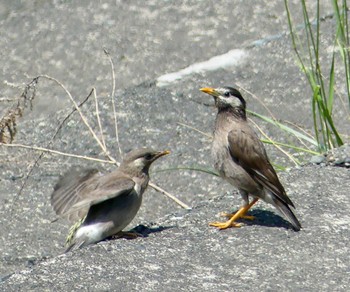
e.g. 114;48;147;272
1;1;349;291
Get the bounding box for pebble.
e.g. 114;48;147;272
309;155;326;165
325;144;350;168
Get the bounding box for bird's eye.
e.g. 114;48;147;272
145;154;153;160
224;91;230;97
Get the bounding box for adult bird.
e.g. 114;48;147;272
51;148;170;251
200;86;301;231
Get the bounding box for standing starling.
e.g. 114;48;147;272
200;86;301;231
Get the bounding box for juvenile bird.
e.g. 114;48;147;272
200;86;301;231
51;148;170;251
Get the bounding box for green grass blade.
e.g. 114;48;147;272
311;87;322;150
154;165;220;177
260;139;319;155
327;52;336;112
248;110;318;146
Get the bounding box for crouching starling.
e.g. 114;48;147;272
51;148;170;251
200;86;301;231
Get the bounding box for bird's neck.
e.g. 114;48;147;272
118;164;150;189
217;106;246;121
133;171;150;194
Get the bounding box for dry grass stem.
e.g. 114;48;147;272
0;78;37;143
177;122;212;139
92;88;107;150
3;73;190;210
249;118;299;166
8;85;95;211
104;49;123;159
0;143;114;164
238;85;276;119
149;182;191;210
43;72;189;209
283;120;314;150
0;97;16;102
38;74;116;162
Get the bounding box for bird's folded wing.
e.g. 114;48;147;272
228;128;294;207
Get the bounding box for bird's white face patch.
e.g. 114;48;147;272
133;157;146;169
222;96;243;108
215;88;243;108
215;88;229;94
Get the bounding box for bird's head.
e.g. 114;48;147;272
121;148;170;174
200;86;246;117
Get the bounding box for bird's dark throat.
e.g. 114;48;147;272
218;106;246;120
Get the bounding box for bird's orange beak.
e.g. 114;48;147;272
200;87;215;95
200;87;220;98
156;150;171;158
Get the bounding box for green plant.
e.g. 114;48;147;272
284;0;349;151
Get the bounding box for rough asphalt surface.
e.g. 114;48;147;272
1;1;349;291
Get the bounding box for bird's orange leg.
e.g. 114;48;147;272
209;198;259;230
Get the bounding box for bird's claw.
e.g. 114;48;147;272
219;212;255;221
209;221;244;230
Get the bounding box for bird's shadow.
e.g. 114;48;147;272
131;224;175;237
105;224;175;242
237;209;295;230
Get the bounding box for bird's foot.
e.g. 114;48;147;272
220;211;255;221
209;221;243;230
111;231;143;240
209;198;259;230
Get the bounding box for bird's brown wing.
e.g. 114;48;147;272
51;167;100;219
227;126;294;207
51;168;135;222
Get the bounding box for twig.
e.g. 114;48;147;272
10;88;95;210
54;89;94;141
282;120;314;150
1;143;114;164
37;74;116;163
177;122;212;139
92;88;107;149
46;72;189;209
3;142;191;210
249;118;300;166
0;97;16;102
104;49;123;159
0;78;38;143
149;182;191;210
5;75;190;211
238;85;276;119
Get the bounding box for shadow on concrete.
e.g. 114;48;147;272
106;224;175;241
238;209;295;231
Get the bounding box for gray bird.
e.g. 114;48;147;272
200;86;301;231
51;148;170;251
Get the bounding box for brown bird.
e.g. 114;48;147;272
200;86;301;231
51;148;170;251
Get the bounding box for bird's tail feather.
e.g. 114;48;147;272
65;240;86;253
65;217;86;253
274;200;301;231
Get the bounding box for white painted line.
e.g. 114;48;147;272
156;49;247;87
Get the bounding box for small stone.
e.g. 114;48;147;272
334;158;345;166
310;155;326;164
327;155;335;163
